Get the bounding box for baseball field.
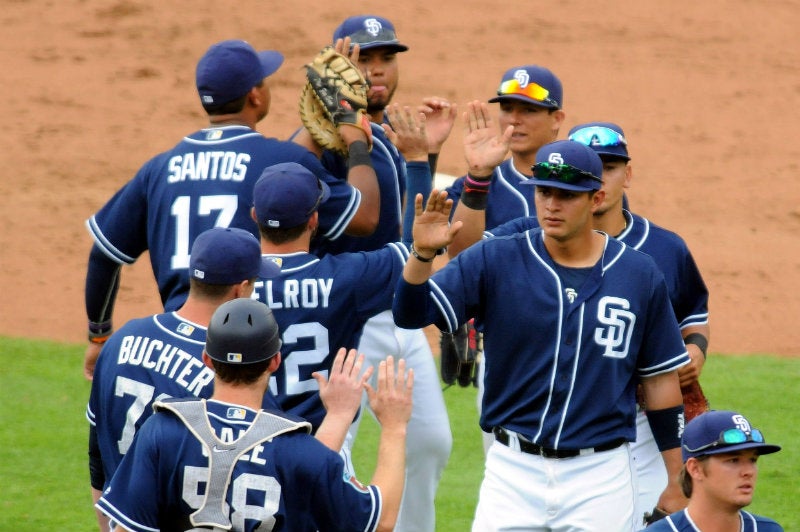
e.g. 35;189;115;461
1;0;798;529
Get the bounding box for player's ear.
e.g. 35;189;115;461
268;352;281;373
251;207;258;223
623;163;633;189
590;189;606;212
550;109;566;131
202;352;214;369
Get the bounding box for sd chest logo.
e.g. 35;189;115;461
594;296;636;358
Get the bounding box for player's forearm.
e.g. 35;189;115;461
392;278;434;329
343;141;380;236
402;162;433;244
371;426;407;532
448;202;486;257
314;412;354;452
85;245;122;339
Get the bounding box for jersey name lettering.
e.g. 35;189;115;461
594;296;636;359
253;278;333;309
116;335;214;394
167;151;251;183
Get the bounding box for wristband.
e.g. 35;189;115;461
464;172;491;193
410;243;443;263
684;333;708;359
460;190;489;210
88;320;112;344
646;405;685;452
347;140;372;169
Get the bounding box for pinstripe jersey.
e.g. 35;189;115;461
393;230;690;449
643;509;783;531
487;209;709;330
97;399;383;532
86;126;362;312
251;242;409;429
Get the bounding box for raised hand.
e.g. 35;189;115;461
463;100;512;176
418;97;457;154
383;103;428;162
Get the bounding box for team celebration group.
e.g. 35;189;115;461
82;13;784;532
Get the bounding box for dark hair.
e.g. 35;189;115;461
189;278;254;300
257;222;307;245
202;80;263;115
679;455;710;498
210;357;272;385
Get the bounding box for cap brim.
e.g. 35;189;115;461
596;150;630;162
520;178;599;192
488;94;558;109
356;42;408;52
700;442;782;457
257;50;284;78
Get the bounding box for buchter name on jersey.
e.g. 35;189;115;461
116;335;214;395
252;278;333;309
167;152;250;183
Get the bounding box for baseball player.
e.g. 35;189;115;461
394;140;691;530
292;16;457;532
86;226;277;531
643;410;783;531
485;122;711;525
83;39;380;381
96;298;414;532
248;162;409;432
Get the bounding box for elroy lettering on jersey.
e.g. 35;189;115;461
167;151;250;183
252;278;333;309
116;335;214;395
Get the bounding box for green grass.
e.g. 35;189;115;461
1;336;797;530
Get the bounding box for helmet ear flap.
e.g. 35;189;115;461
205;298;281;364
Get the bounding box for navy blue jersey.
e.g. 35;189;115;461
317;123;406;254
446;159;535;229
488;210;709;330
393;230;689;448
87;126;361;311
86;312;212;486
97;400;383;532
643;509;783;531
252;243;408;429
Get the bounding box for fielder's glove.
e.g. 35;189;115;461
643;506;669;526
440;320;481;388
681;380;710;422
299;46;371;156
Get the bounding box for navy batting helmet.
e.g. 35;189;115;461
205;298;282;364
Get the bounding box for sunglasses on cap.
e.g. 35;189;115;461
496;79;559;107
683;428;767;454
532;162;603;184
568;126;628;148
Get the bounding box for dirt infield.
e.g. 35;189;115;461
2;0;798;356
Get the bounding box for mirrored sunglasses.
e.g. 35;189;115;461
497;79;558;107
532;162;602;184
683;428;766;454
568;126;628;148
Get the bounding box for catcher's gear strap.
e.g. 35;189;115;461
154;399;311;530
645;404;685;452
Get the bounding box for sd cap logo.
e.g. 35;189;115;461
364;18;382;36
513;69;530;87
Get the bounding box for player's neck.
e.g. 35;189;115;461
175;297;219;327
212;380;267;411
207;113;257;129
261;234;311;255
511;153;536;177
544;230;604;268
686;501;743;532
593;209;626;238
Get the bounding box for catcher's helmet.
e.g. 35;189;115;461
205;298;282;364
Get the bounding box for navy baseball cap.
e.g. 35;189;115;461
568;122;630;161
205;298;282;364
196;40;284;106
190;227;279;284
488;65;562;109
333;15;409;52
682;410;781;462
521;140;603;192
253;162;331;229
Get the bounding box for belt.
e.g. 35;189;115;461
493;427;626;459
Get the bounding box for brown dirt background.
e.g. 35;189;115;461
2;0;799;356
